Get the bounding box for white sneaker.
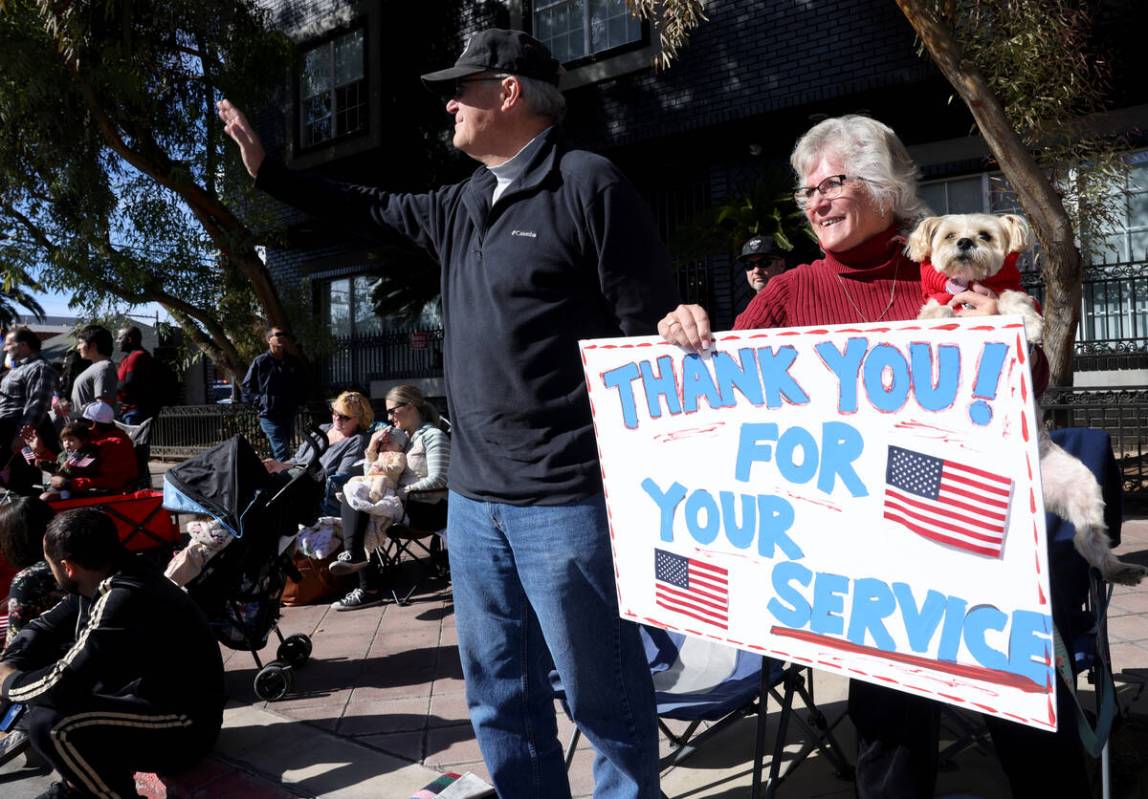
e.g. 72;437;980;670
329;551;370;576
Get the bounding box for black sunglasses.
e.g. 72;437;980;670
385;402;409;417
444;76;505;100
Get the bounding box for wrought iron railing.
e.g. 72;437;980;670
1021;258;1148;370
151;405;327;460
1042;385;1148;499
317;327;445;390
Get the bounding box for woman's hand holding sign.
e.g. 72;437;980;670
659;304;712;353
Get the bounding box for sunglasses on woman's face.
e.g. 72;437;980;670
386;402;409;418
332;411;352;422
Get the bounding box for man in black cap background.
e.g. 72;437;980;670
738;234;787;295
218;27;670;798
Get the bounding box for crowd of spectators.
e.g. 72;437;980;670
0;24;1101;799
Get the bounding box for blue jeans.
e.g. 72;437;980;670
259;416;294;461
448;491;659;798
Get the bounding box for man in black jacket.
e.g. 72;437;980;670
219;28;676;798
241;326;306;460
0;509;224;799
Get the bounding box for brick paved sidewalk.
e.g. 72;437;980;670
4;510;1148;797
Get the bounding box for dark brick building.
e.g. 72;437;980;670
253;0;1148;398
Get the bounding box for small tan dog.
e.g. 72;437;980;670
908;212;1044;344
908;213;1146;585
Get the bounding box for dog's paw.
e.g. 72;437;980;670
998;290;1043;343
918;300;953;321
1101;555;1148;586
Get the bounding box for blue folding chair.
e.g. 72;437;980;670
554;624;852;797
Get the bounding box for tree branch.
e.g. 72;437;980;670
893;0;1082;385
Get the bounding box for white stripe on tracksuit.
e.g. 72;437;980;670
50;710;193;798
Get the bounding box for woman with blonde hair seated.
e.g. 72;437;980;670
330;384;450;610
263;390;371;516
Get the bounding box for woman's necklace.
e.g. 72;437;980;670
833;259;901;323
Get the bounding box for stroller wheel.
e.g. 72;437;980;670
278;634;313;667
253;662;293;701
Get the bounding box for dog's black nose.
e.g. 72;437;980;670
956;237;974;251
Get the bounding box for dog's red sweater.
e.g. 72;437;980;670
919;251;1026;306
735;228;1049;395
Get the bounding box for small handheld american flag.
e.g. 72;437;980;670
883;445;1013;558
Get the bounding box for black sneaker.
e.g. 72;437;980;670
329;551;370;576
331;588;384;611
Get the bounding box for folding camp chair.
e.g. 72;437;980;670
373;490;448;606
554;624;852;797
939;427;1122;797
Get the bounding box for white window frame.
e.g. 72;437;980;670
298;27;368;150
510;2;659;89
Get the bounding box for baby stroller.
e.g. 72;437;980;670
162;430;328;701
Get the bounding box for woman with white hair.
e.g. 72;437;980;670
660;115;1070;799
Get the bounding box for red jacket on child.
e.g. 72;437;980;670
68;425;139;493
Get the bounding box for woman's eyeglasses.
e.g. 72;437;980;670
385;402;409;418
793;174;864;206
332;411;353;422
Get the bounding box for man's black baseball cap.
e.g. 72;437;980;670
421;29;561;90
736;235;783;265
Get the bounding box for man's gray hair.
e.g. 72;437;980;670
516;75;566;124
790;115;929;227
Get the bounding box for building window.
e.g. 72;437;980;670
300;28;367;148
322;276;381;338
533;0;643;63
923;157;1148;355
1080;152;1148;347
920;174;987;216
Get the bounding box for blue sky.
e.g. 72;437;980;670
29;288;168;322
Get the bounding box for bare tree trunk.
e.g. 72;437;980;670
894;0;1081;385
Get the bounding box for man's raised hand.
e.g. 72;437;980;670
217;99;265;178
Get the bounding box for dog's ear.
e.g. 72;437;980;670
998;214;1033;253
905;217;940;262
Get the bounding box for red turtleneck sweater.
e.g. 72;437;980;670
733;225;1049;394
734;226;921;329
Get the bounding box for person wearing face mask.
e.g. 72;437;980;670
660;115;1069;799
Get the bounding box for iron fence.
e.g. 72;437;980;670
151;405;326;461
1021;258;1148;370
1042;385;1148;501
318;328;445;389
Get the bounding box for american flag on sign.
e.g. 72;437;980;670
883;445;1014;558
654;549;729;629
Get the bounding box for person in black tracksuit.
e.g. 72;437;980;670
0;509;224;799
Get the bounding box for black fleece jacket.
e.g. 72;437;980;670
257;127;679;504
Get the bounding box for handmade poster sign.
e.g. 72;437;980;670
580;317;1056;731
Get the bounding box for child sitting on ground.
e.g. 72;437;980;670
36;423;99;501
331;427;409;575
